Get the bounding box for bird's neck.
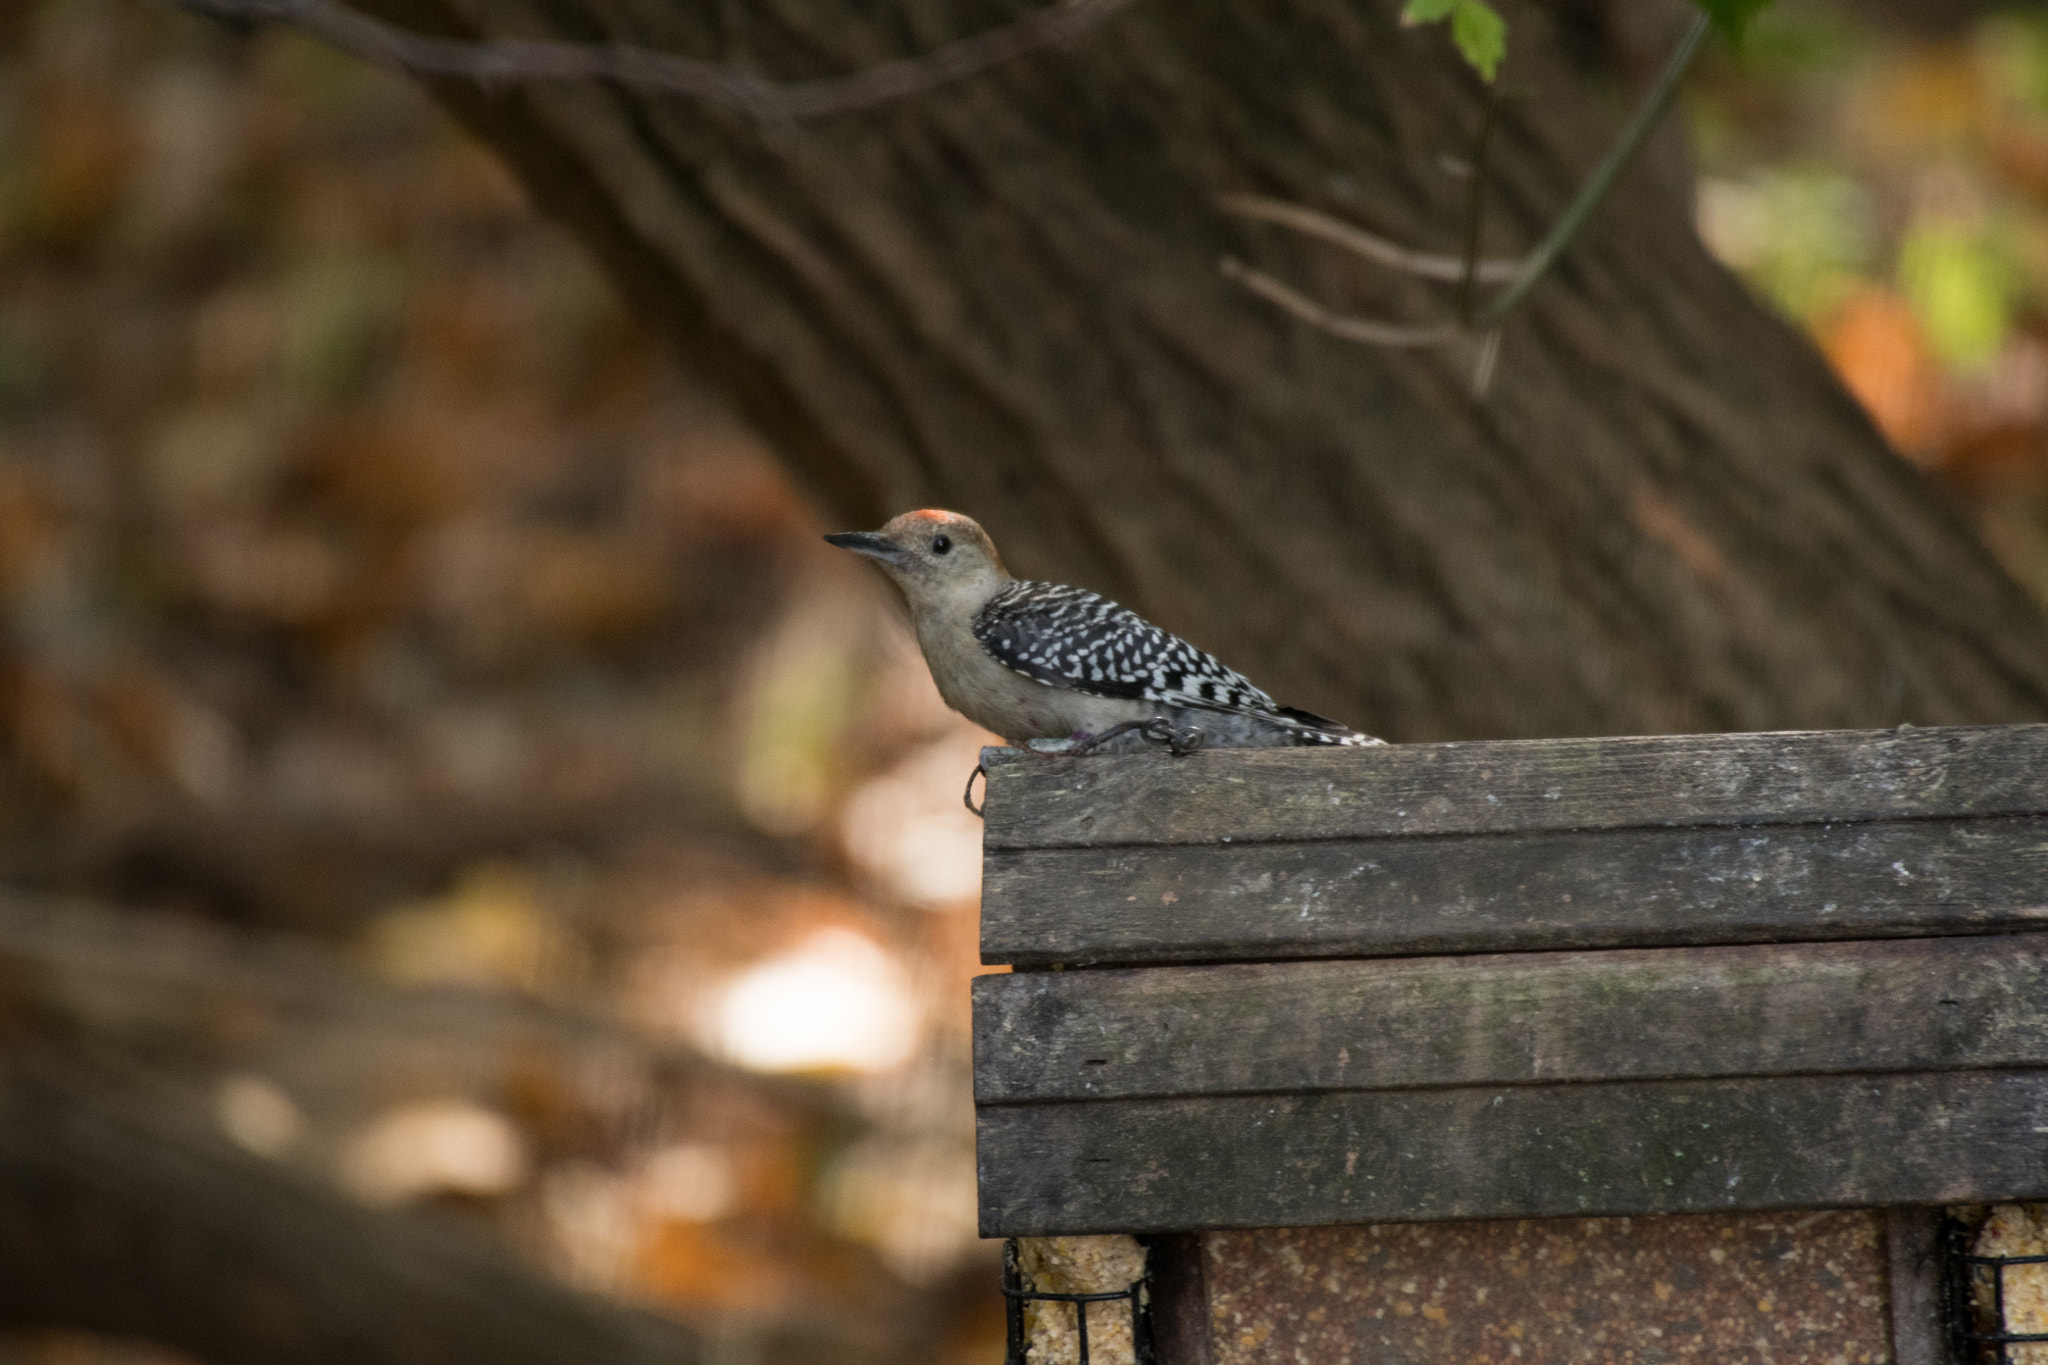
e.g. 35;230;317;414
905;571;1007;641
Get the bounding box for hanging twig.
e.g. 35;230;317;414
1468;328;1503;398
1221;12;1713;365
1218;259;1459;347
1216;194;1522;284
1455;82;1502;326
160;0;1140;121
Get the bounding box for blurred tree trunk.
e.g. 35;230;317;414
0;1059;668;1365
0;1061;874;1365
358;0;2048;740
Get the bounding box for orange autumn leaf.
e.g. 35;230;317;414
633;1218;792;1313
1818;286;1945;458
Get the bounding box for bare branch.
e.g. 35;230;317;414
1219;10;1712;374
1217;194;1523;285
1218;258;1458;348
162;0;1140;120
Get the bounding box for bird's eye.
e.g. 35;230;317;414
932;535;952;555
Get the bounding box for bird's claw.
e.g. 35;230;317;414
1060;723;1141;757
963;758;987;817
1140;717;1206;755
1045;718;1206;759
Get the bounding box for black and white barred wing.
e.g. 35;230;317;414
970;581;1283;713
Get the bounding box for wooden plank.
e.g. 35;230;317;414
974;935;2048;1104
1144;1235;1212;1365
975;1069;2048;1236
981;725;2048;850
981;814;2048;966
1886;1207;1953;1365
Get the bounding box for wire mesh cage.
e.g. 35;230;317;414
1002;1238;1155;1365
1945;1213;2048;1364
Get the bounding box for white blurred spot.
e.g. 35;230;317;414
1695;170;1873;321
340;1098;530;1205
841;734;988;909
215;1073;303;1158
1696;176;1770;270
823;1137;982;1284
638;1142;736;1221
539;1160;636;1293
535;1144;738;1294
707;927;919;1074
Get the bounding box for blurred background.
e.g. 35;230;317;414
0;0;2043;1361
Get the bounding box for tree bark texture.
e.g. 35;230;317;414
0;1061;875;1365
355;0;2048;740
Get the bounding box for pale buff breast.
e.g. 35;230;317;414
911;604;1154;742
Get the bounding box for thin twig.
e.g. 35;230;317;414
1455;83;1501;326
160;0;1140;120
1469;329;1503;398
1217;194;1522;284
1219;258;1459;347
1474;12;1709;325
1222;11;1713;374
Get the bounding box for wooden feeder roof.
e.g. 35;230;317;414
972;724;2048;1237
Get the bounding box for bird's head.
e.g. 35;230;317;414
825;509;1010;613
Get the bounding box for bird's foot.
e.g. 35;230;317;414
1046;719;1208;759
1140;717;1206;755
1060;721;1157;757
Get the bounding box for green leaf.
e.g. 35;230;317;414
1400;0;1459;23
1899;219;2016;372
1402;0;1506;83
1691;0;1775;49
1449;0;1506;82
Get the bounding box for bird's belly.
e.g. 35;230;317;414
939;672;1067;740
933;655;1147;742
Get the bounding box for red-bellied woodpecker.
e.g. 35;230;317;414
825;509;1384;755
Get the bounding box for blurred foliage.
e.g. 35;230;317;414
0;0;1005;1360
1696;0;1777;48
1693;2;2048;602
1401;0;1507;82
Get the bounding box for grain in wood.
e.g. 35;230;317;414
974;934;2048;1103
982;725;2048;850
982;814;2048;965
977;1068;2048;1235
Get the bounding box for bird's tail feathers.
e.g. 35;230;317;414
1273;705;1387;747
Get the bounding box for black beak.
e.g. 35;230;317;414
824;531;909;565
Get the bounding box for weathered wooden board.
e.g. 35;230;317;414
981;724;2048;850
976;1068;2048;1236
982;814;2048;965
974;725;2048;1238
974;934;2048;1104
